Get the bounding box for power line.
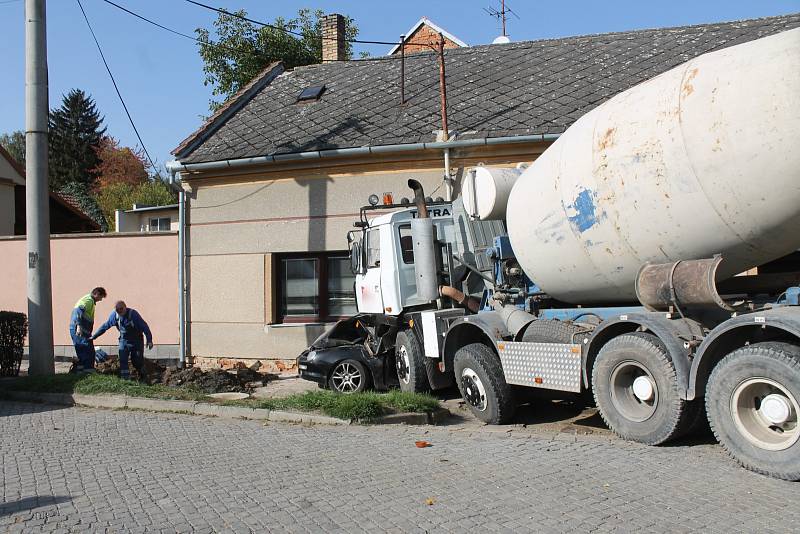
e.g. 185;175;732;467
183;0;400;46
100;0;437;64
76;0;160;175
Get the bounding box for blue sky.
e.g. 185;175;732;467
2;0;798;169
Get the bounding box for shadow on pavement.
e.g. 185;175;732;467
0;398;71;418
0;496;72;517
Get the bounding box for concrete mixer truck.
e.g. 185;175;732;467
338;29;800;479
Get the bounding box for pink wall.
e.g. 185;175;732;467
0;233;178;346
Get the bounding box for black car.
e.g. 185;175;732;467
297;315;397;393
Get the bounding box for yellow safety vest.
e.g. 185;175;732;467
74;294;96;321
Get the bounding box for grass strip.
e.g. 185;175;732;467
3;374;441;420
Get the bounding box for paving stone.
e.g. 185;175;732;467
2;401;800;532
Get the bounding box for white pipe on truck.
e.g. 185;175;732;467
507;29;800;304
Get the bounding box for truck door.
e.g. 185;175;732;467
355;227;384;314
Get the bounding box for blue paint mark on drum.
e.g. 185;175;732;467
567;189;600;232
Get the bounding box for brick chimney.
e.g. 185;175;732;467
321;14;346;62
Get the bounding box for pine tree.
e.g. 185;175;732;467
48;89;106;190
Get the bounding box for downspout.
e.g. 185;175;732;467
167;169;186;369
443;147;452;201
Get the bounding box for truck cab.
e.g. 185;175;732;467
351;203;456;316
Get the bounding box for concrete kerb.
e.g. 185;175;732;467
1;391;449;426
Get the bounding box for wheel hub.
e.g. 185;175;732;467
760;393;793;425
462;376;481;407
731;377;800;451
609;360;659;423
460;367;487;411
632;376;655;402
396;347;410;383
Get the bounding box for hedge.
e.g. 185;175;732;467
0;311;28;377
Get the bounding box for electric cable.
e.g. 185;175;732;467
76;0;160;175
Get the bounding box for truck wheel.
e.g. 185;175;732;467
592;332;695;445
522;319;584;343
395;330;430;393
454;343;515;424
706;342;800;480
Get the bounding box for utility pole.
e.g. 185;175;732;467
25;0;55;375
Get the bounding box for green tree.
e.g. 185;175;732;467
48;89;106;190
95;180;178;231
196;8;359;111
0;130;26;168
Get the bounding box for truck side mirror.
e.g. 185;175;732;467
350;241;363;275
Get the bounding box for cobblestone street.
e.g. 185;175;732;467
1;401;799;533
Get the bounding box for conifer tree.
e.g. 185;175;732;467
48;89;106;190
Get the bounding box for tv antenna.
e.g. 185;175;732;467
484;0;520;38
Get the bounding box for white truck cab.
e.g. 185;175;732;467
353;204;455;316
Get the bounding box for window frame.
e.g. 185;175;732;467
148;217;170;232
276;251;356;324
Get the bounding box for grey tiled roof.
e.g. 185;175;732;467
176;14;800;164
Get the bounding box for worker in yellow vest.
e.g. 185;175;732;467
69;287;107;373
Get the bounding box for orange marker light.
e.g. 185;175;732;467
534;377;543;384
383;192;394;205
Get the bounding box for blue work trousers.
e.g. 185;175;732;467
71;333;95;371
119;339;145;378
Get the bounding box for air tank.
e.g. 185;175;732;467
462;165;523;220
506;28;800;304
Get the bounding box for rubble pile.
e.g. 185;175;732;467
74;357;277;394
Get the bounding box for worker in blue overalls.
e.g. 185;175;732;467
91;300;153;380
70;287;107;373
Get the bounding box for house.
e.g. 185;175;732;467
0;145;100;236
387;17;467;55
115;203;180;233
169;14;800;371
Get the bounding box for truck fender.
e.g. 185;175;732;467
583;312;702;399
688;307;800;400
441;312;510;372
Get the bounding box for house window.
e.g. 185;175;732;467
278;252;356;323
149;217;170;231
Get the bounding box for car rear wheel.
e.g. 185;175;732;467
329;359;370;394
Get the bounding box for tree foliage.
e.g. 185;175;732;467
49;89;106;190
95;180;178;231
0;130;26;168
196;8;359;111
93;136;149;188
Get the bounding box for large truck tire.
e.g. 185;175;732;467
706;342;800;481
522;319;583;343
592;332;696;445
453;343;516;424
395;330;430;393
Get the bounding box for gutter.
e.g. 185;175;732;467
164;174;187;369
165;133;561;174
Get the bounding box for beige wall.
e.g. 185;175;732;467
116;207;179;233
187;169;446;361
0;233;179;348
0;182;13;236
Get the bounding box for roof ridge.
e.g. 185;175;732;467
439;12;800;55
